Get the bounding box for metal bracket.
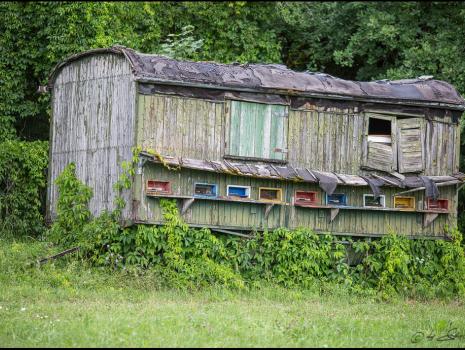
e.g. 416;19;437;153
330;208;340;222
136;156;149;175
181;198;195;215
264;203;275;219
423;212;439;228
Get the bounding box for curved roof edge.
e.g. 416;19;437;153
48;45;465;111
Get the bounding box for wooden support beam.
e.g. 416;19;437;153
372;174;401;187
390;171;406;181
423;212;439;228
330;208;340;222
264;203;275;219
393;180;459;196
211;228;253;239
181;198;195;215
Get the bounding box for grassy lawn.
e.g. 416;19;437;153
1;239;465;347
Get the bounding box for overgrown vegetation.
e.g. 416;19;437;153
43;160;465;300
0;140;48;238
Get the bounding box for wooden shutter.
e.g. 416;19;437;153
366;141;395;172
362;114;397;172
228;100;288;161
397;118;425;173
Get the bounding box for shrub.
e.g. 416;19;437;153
47;163;93;246
0;140;48;238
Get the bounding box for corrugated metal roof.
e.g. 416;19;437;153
48;45;465;110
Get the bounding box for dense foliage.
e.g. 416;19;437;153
2;2;465;142
0;140;48;237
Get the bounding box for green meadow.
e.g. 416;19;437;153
1;239;464;348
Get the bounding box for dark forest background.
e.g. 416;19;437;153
1;1;465;236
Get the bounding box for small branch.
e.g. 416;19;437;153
34;247;80;266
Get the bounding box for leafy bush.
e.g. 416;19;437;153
353;229;465;299
46;158;465;299
231;228;347;288
0;140;48;238
47;163;93;246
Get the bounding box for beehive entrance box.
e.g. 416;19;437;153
363;194;385;208
295;191;318;207
326;193;347;206
227;185;251;199
259;188;282;202
394;196;415;211
426;198;449;211
146;180;171;195
194;183;218;198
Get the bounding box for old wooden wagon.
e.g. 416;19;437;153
46;45;465;239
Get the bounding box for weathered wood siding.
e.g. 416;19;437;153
287;108;365;174
424;116;460;175
227;100;288;161
138;94;459;176
135;163;457;238
287;108;458;176
136;94;224;160
47;54;136;220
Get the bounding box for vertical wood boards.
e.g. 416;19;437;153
138;93;458;177
48;54;136;221
225;100;288;161
286;108;457;176
397;118;425;173
137;94;224;160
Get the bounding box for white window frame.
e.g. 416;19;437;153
363;194;386;208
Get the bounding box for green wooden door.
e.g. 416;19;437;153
228;100;288;161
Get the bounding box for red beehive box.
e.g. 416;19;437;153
147;180;171;195
426;198;449;211
295;191;318;207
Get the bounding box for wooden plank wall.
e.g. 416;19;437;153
48;54;136;220
287;108;365;174
287;108;459;176
135;163;456;238
137;94;224;160
137;93;459;177
424;116;459;175
228;100;288;161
